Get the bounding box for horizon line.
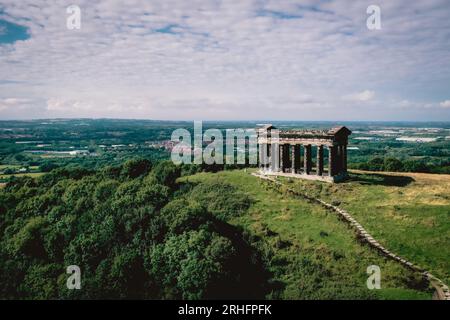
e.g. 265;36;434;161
1;117;450;123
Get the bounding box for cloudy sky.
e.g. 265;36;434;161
0;0;449;120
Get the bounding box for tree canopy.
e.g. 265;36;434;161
0;159;268;299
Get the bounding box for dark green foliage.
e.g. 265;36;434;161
350;156;450;174
146;230;236;299
384;157;404;172
39;161;59;173
160;199;208;234
150;161;181;189
9;216;48;259
121;158;152;179
0;159;268;299
37;167;94;188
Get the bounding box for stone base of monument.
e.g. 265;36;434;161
259;169;349;183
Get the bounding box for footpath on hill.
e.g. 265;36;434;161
252;172;450;301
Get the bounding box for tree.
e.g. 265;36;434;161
403;160;430;173
367;157;384;171
10;216;48;258
149;161;180;189
3;168;15;175
39;162;58;173
160;199;208;234
384;157;404;172
121;158;152;179
146;230;235;299
93;180;120;204
136;183;170;210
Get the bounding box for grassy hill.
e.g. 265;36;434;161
182;169;449;299
282;170;450;286
1;162;446;299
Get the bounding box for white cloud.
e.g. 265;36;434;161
440;100;450;108
46;98;93;112
343;90;375;102
0;0;449;120
0;98;33;111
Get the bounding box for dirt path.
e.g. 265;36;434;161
253;172;450;300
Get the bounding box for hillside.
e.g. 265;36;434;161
1;162;447;299
0;161;268;299
183;169;450;299
281;170;450;286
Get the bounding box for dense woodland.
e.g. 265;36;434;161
0;159;277;299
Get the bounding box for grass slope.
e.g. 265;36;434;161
282;170;450;286
183;170;434;300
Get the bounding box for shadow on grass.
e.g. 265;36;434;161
349;172;415;187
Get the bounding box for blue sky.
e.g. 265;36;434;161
0;19;29;44
0;0;449;121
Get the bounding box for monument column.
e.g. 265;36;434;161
317;145;324;176
335;145;342;175
328;145;335;176
278;144;284;172
270;143;278;172
342;145;347;173
304;144;312;174
258;143;265;170
294;145;301;173
290;144;296;173
283;144;290;172
284;144;289;172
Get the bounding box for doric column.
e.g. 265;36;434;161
290;144;296;173
328;145;335;176
294;145;301;173
304;144;312;174
342;145;347;173
280;144;286;172
317;145;324;176
335;145;341;175
270;143;278;172
258;143;265;170
283;144;290;172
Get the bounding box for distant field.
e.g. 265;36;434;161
0;165;40;171
282;169;450;286
0;172;44;179
183;170;434;299
0;165;21;170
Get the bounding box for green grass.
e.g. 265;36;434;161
282;170;450;286
181;170;434;300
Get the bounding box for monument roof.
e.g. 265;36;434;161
257;125;352;139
